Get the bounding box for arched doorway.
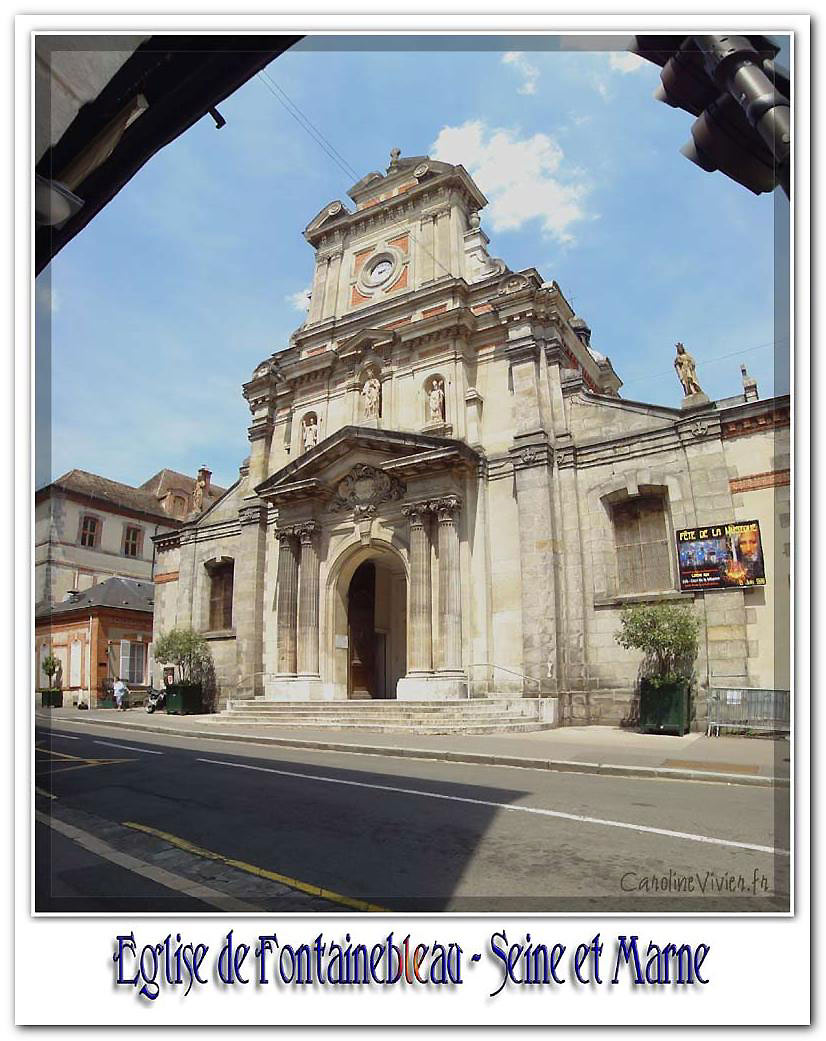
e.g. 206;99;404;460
329;543;407;700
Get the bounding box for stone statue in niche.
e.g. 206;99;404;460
361;369;381;420
674;342;703;396
302;414;318;451
428;376;445;423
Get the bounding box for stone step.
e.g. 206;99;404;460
221;707;541;716
217;697;556;734
205;719;556;735
225;700;541;713
220;711;543;724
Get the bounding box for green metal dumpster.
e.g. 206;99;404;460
639;679;691;736
165;683;204;715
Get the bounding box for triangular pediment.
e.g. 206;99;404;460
255;425;480;507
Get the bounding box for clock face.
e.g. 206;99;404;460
366;258;393;286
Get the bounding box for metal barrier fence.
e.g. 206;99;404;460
706;687;790;737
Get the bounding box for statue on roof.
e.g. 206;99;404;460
674;342;703;396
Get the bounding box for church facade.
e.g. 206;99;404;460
152;152;790;725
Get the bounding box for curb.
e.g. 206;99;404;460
36;713;788;789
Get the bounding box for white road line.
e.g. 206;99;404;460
93;740;163;756
35;811;258;912
198;757;788;857
36;731;79;740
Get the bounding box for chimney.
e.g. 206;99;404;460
197;466;211;492
65;589;80;602
741;364;759;402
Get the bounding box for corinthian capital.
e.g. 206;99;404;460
295;520;319;545
401;501;431;529
429;495;461;523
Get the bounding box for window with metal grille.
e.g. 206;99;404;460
612;495;672;594
209;563;234;630
79;515;99;548
123;526;142;557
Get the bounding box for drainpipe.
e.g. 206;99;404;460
87;613;93;708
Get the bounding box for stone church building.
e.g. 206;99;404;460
152;151;790;724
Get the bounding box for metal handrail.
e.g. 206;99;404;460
468;662;542;691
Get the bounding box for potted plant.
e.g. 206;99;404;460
615;603;700;736
152;628;212;715
40;654;63;708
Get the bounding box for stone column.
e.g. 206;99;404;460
296;522;320;675
275;528;299;674
236;500;268;700
402;503;433;673
433;496;462;671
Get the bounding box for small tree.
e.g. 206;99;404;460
615;604;700;688
41;653;61;690
153;628;212;686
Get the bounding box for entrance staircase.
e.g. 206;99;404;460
215;697;557;735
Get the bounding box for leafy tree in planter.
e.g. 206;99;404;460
153;628;212;685
615;604;700;688
41;653;61;690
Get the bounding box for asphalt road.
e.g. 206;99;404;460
34;719;791;914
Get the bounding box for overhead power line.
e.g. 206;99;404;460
255;68;454;282
620;337;789;388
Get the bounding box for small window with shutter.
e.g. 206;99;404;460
613;495;673;595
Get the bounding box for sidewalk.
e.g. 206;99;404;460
35;707;790;787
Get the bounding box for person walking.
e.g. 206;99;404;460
113;677;129;711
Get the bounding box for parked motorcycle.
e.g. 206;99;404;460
146;688;166;714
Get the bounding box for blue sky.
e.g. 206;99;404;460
36;34;790;491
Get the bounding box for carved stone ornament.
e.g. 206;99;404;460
252;359;274;379
499;273;529;295
329;464;405;514
429;496;461;523
692;420;709;437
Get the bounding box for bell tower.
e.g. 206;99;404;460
301;149;496;325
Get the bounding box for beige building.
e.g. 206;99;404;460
35;466;225;608
152;151;791;725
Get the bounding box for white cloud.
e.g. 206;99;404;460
502;51;539;95
286;286;311;312
431;121;588;243
608;51;645;73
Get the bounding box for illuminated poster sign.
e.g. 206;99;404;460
676;520;766;591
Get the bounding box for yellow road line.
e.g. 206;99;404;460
122;821;389;914
35;757;133;776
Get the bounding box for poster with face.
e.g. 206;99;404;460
676;520;766;590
